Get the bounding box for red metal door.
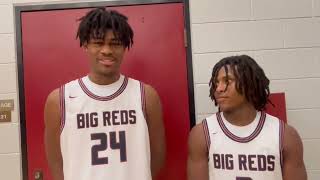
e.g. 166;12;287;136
266;93;287;123
21;3;190;180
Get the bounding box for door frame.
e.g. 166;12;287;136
14;0;194;179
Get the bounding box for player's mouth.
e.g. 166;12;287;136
98;58;115;66
216;97;228;103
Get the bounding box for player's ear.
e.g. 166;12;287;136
83;43;88;51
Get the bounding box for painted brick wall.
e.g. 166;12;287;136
0;0;21;179
190;0;320;179
0;0;319;179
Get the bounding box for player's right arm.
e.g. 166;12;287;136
44;89;64;180
187;123;209;180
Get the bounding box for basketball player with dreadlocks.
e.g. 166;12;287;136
187;55;307;180
44;8;165;180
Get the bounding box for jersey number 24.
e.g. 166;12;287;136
91;131;127;165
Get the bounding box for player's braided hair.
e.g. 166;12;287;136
76;7;133;49
209;55;271;111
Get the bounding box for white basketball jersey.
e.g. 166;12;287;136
203;111;284;180
59;75;151;180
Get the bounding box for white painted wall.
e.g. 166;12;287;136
190;0;320;179
0;0;21;179
0;0;319;179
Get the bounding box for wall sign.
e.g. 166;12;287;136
0;99;14;122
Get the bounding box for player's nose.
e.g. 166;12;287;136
100;44;113;55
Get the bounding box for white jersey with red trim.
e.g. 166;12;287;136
202;111;284;180
59;75;151;180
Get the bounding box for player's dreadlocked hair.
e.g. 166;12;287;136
76;7;133;49
209;55;271;111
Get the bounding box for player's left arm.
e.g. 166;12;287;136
282;124;307;180
144;84;166;179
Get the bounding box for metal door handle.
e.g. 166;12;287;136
34;170;43;180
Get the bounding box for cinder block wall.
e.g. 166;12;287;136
0;0;319;179
190;0;320;179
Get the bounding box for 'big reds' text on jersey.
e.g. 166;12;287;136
203;111;284;180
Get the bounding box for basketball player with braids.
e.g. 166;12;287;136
187;55;307;180
44;8;165;180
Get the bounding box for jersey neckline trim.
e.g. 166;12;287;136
78;76;128;101
216;111;266;143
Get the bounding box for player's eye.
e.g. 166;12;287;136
214;80;220;86
110;41;122;47
94;41;104;45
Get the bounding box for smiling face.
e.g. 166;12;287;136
85;30;126;80
213;65;250;113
